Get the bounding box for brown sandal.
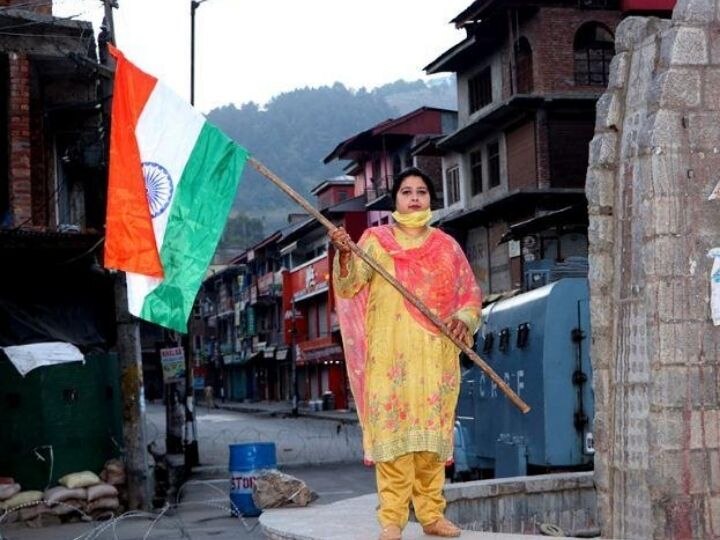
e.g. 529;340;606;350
422;517;461;537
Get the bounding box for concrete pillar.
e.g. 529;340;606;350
587;4;720;539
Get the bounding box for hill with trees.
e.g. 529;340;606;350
208;77;456;262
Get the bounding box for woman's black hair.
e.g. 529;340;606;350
390;167;438;209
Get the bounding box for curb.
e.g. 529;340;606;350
213;403;359;425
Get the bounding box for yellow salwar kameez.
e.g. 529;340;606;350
333;225;481;528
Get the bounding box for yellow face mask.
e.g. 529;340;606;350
391;208;432;228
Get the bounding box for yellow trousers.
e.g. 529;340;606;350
375;451;446;528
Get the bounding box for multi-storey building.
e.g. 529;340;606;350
277;176;367;410
0;1;122;487
325;107;458;226
425;0;625;295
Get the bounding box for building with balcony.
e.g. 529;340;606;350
197;230;286;404
0;1;122;489
324;107;457;225
277;177;369;410
423;0;627;295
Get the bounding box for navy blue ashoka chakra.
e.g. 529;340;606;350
142;162;174;218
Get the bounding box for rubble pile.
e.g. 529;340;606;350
252;469;317;510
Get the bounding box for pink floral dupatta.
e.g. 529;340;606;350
334;225;482;425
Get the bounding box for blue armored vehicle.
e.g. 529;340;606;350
453;277;594;479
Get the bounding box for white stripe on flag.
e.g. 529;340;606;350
135;81;205;252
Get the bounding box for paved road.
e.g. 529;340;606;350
145;402;364;467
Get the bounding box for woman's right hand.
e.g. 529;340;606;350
330;227;352;254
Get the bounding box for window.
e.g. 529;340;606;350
488;141;500;188
468;67;492;113
515;38;533;94
392;154;402;177
307;303;318;339
371;157;382;188
446;166;460;205
318;299;328;337
470;150;483;195
574;23;614;86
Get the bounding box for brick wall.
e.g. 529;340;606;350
522;7;621;95
8;52;32;228
0;0;52;14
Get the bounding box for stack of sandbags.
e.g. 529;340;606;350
0;487;46;525
56;470;119;521
44;485;88;518
86;482;120;520
99;459;126;511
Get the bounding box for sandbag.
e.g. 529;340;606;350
87;483;118;502
44;486;87;506
51;498;86;516
0;491;43;511
103;459;124;474
87;497;119;512
0;483;21;501
58;471;101;489
19;504;48;521
100;470;126;486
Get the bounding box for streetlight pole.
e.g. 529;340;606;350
183;0;207;470
190;0;207;106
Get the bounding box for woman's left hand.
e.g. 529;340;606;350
444;317;469;345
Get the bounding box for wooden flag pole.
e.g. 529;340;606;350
249;157;531;414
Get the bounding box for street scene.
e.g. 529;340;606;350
145;402;363;468
2;0;720;539
0;402;373;539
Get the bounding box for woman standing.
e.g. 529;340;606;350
330;167;482;540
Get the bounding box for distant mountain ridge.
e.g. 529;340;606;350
208;77;456;262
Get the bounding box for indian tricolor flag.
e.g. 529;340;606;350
104;45;248;332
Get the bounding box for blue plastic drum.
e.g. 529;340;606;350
229;442;277;517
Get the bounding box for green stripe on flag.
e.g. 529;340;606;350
140;123;249;332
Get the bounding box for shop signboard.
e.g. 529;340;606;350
160;347;185;383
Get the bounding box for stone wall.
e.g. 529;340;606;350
445;472;597;536
587;2;720;538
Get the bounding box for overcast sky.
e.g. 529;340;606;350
54;0;469;113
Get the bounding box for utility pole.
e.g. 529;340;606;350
290;299;299;417
114;278;151;510
102;0;151;511
182;0;207;470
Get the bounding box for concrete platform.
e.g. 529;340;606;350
259;493;578;540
